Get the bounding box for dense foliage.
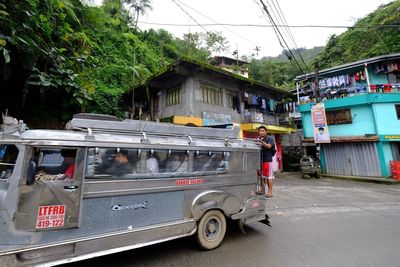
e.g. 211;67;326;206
248;1;400;90
0;0;399;127
248;47;323;90
315;1;400;68
0;0;225;127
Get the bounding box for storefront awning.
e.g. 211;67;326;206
240;123;296;134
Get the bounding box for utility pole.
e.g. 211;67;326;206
131;49;136;119
314;62;320;103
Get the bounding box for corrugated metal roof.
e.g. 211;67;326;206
295;53;400;82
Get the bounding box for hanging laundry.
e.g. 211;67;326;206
375;64;384;73
360;71;365;81
355;72;360;81
261;97;267;111
269;99;275;112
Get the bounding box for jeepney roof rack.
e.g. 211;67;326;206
66;114;240;140
1;111;27;136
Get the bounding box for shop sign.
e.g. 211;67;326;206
203;112;232;126
381;135;400;141
311;103;331;143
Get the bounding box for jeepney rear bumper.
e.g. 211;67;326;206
230;196;270;226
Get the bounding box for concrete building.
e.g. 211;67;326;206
296;53;400;178
208;56;249;78
124;57;296;172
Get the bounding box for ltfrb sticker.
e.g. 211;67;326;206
36;205;66;229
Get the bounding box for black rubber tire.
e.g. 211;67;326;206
73;113;121;121
196;210;227;250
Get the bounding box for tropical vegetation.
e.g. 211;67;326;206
0;0;399;127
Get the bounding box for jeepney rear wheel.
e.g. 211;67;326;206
196;210;227;250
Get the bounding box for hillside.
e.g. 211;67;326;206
266;47;324;63
1;0;399;125
0;0;220;127
248;47;324;91
248;0;400;90
316;1;400;68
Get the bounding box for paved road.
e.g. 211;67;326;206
64;173;400;267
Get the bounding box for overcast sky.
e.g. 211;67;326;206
133;0;393;58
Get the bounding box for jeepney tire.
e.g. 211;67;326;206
196;210;227;250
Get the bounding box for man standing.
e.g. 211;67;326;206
258;126;275;198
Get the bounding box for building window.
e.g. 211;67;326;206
226;90;240;113
396;104;400;119
200;82;221;105
388;73;400;84
226;90;234;109
326;109;352;125
166;86;181;107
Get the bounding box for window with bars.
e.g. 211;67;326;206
226;90;236;109
200;82;221;105
166;86;181;107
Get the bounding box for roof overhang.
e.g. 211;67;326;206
295;53;400;82
128;57;288;95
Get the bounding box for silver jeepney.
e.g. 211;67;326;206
0;116;269;266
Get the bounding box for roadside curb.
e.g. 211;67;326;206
322;174;400;185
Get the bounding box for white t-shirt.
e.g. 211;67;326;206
316;132;330;142
146;157;159;173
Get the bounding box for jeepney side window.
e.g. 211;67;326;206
163;150;189;173
86;147;140;177
0;144;18;179
193;151;230;173
32;148;77;182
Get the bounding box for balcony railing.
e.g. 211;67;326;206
242;109;295;128
300;83;400;104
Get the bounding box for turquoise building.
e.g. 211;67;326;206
296;53;400;178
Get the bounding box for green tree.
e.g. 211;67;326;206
124;0;152;28
316;1;400;68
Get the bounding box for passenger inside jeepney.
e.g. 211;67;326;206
35;149;76;181
0;144;18;179
146;151;159;173
165;152;188;172
106;149;132;176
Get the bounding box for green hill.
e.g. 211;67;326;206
316;1;400;68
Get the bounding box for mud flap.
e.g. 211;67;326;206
259;214;271;227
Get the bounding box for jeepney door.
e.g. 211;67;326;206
15;146;85;231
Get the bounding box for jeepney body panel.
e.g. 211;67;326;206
0;118;266;266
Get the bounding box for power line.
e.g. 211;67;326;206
256;0;304;74
267;0;310;72
138;21;400;29
173;0;258;47
169;0;232;55
252;0;303;73
258;0;306;75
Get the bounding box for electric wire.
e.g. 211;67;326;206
170;0;233;55
258;0;306;75
261;0;309;73
174;0;258;48
269;0;310;72
251;0;303;77
138;21;400;29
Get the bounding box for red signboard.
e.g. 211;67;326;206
175;178;204;185
36;205;66;229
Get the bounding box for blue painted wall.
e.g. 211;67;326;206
300;94;400;138
368;66;389;84
301;104;376;138
373;103;400;135
381;142;394;176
